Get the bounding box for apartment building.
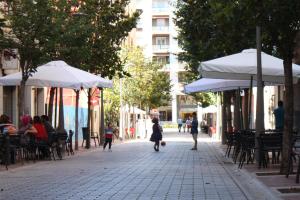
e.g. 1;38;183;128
132;0;198;123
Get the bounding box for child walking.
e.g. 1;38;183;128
103;122;114;152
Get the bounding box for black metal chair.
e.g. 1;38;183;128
25;134;37;162
257;133;282;168
9;134;24;164
238;132;255;169
225;131;237;158
0;134;9;170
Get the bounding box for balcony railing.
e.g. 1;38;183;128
152;45;169;52
152;26;169;32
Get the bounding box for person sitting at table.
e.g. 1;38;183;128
0;114;17;135
19;114;37;135
33;116;50;159
33;116;48;142
0;114;17;164
41;115;55;142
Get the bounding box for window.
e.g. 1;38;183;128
153;36;169;45
153;56;170;64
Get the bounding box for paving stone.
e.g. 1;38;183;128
0;132;252;200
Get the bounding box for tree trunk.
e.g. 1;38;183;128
75;90;79;150
18;79;26;127
86;88;91;149
226;91;233;132
233;90;241;131
91;90;95;136
243;89;249;129
57;88;66;134
100;88;105;145
48;87;55;124
280;58;294;175
256;27;265;165
221;92;227;144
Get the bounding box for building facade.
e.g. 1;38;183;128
131;0;198;123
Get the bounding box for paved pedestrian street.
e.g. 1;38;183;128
0;132;277;200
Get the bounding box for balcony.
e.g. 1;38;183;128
158;63;170;72
152;44;169;53
152;26;169;34
152;7;169;15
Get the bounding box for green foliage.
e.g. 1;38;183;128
191;92;216;108
1;0;139;116
121;46;172;111
174;0;256;76
74;0;140;78
104;79;120;126
1;0;56;79
175;0;300;173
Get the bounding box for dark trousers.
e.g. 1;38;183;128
154;141;160;151
103;138;112;149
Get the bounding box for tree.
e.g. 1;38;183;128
174;0;253;110
1;0;57;119
174;0;256;75
175;0;300;174
104;79;120;126
2;0;140;147
253;0;300;175
121;46;172;111
69;0;140;147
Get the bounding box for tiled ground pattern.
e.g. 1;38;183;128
0;133;248;200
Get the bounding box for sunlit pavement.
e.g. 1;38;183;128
0;131;278;200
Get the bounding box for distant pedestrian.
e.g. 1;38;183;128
103;122;114;152
186;117;192;133
182;118;186;133
273;100;284;130
150;117;162;152
190;112;198;150
177;118;183;133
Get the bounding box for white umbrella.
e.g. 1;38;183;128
0;60;112;89
184;78;257;93
200;49;300;83
184;78;278;93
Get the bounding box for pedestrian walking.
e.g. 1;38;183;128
186;117;192;133
103;122;114;152
273;100;284;130
150;117;162;152
182;118;186;133
190;112;198;150
177;117;183;133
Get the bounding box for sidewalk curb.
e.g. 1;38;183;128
211;143;282;200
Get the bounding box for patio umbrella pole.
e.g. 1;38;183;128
75;90;79;150
238;87;243;130
54;87;58;128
